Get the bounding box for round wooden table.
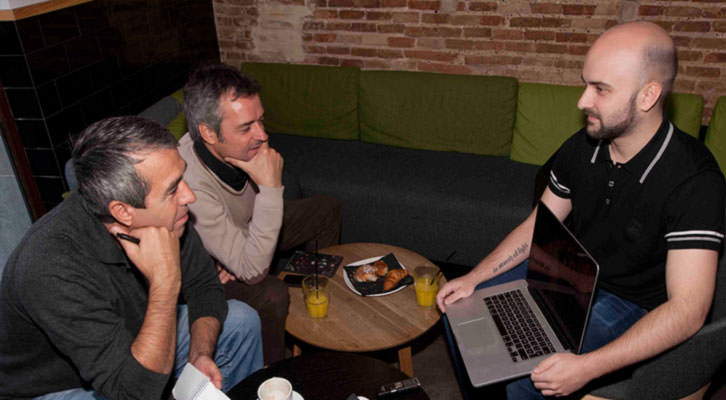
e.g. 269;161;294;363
283;243;444;377
227;352;430;399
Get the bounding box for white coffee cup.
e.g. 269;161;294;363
257;377;293;400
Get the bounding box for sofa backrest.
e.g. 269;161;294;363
359;70;518;156
705;96;726;175
511;83;705;166
138;88;186;140
511;82;585;166
240;62;360;140
666;92;703;139
166;89;188;140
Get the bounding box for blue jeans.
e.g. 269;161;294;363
446;262;646;400
35;300;263;400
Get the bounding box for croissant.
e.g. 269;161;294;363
383;269;408;291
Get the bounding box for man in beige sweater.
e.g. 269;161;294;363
178;64;341;364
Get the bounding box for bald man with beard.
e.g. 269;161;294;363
437;21;725;398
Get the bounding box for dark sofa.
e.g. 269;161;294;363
147;62;703;268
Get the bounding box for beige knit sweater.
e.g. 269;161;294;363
178;133;284;284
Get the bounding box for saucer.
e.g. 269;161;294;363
258;392;303;400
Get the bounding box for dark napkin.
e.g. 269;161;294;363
344;253;413;296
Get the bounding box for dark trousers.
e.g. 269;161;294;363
223;275;288;366
223;194;341;365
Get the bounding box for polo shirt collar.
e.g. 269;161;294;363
590;118;674;184
193;139;249;191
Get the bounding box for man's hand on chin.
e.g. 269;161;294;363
109;224;181;290
191;354;223;389
225;142;283;188
531;352;595;397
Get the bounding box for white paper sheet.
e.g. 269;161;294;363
172;363;230;400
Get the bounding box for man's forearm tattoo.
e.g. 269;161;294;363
492;243;529;275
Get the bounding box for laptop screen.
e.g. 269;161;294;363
527;202;599;353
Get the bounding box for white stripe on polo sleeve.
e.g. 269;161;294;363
665;230;724;244
549;170;571;195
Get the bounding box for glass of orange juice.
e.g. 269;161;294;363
302;276;330;318
413;266;439;307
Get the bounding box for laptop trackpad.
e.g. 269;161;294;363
456;318;498;355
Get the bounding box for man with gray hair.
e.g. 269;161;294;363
0;116;263;399
178;64;341;364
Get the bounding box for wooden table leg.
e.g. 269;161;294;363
397;346;413;377
293;344;302;357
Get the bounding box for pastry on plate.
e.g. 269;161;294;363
373;259;389;276
383;269;408;291
354;264;378;282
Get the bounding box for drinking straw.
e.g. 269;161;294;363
314;239;319;299
435;269;443;284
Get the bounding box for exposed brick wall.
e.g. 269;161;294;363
213;0;726;125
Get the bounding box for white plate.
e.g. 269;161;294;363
342;255;408;297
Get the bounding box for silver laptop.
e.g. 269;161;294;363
446;201;599;387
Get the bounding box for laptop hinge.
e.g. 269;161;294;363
528;286;576;351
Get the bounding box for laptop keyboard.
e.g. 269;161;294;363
484;290;556;362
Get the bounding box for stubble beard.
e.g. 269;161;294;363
584;95;637;141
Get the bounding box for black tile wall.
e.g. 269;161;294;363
15;120;50;148
46;104;84;147
56;67;93;106
14;18;44;53
81;90;115;124
0;55;32;87
26;45;70;85
0;22;22;55
53;142;71;170
34;176;65;209
36;82;61;116
26;148;59;176
88;57;121;92
37;9;81;47
0;0;220;211
66;35;102;71
5;89;41;118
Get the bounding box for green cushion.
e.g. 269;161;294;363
665;92;703;138
359;70;517;156
705;96;726;174
167;111;187;140
170;88;184;105
511;82;585;165
240;62;360;140
165;89;186;140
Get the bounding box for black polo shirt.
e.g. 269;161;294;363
548;119;725;310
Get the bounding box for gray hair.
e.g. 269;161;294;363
183;63;261;142
72;116;177;220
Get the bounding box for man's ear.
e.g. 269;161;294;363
108;200;135;227
638;81;663;113
199;123;219;145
